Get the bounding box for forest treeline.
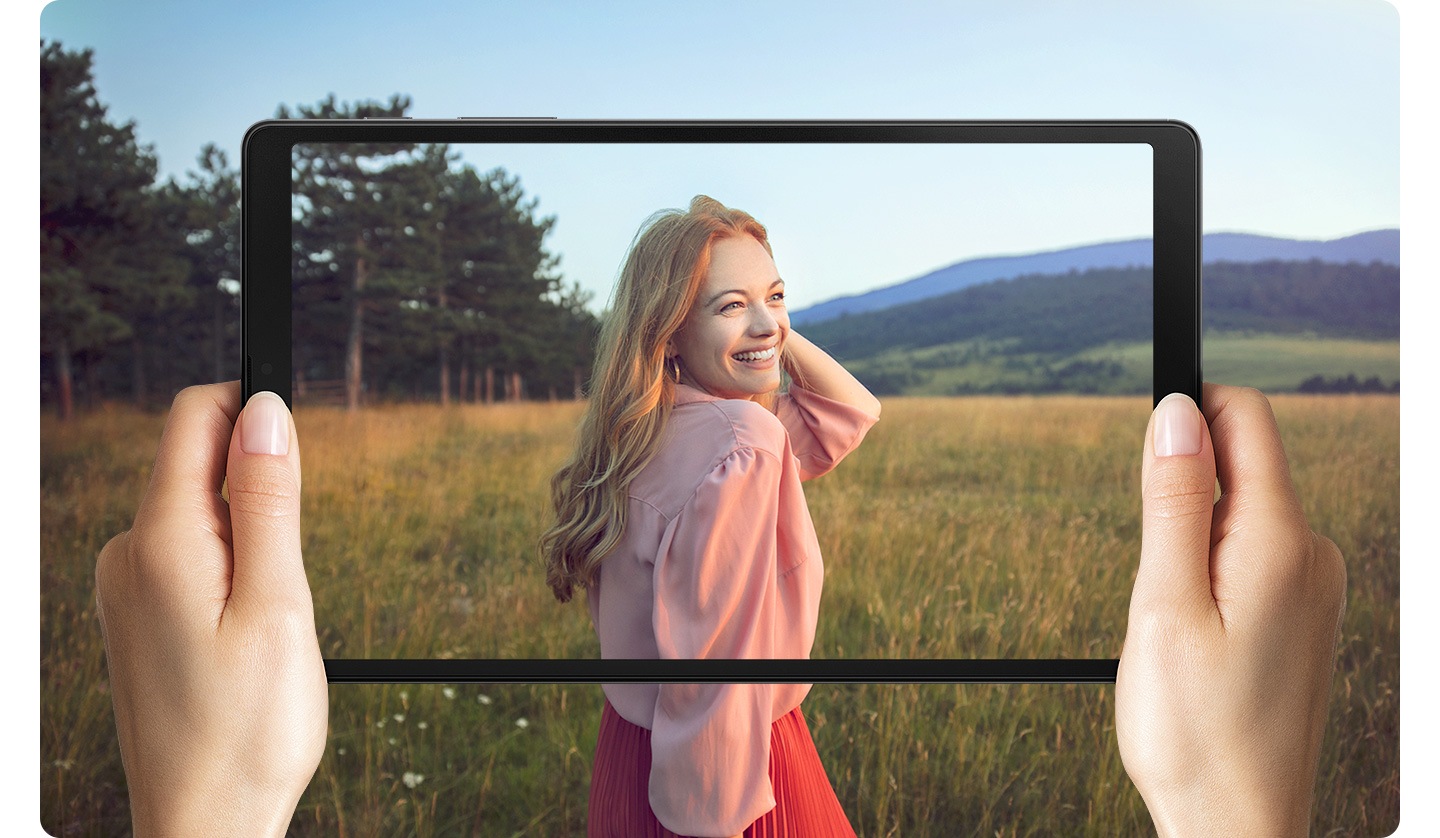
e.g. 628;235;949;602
40;41;598;418
41;39;1399;417
804;260;1401;363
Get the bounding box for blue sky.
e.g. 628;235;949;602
38;0;1398;309
36;0;1399;235
287;141;1152;311
38;0;1396;234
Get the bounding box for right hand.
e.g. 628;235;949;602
1116;384;1346;837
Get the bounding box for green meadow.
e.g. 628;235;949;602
1077;332;1400;394
41;394;1398;836
846;332;1399;396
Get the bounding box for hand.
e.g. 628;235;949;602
780;329;882;418
95;383;328;838
1116;384;1346;837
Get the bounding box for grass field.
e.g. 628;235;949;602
40;394;1399;836
846;332;1399;396
1077;332;1401;394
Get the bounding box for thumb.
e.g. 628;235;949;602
224;391;310;618
1132;393;1218;621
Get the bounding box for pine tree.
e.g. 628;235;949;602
154;145;242;392
40;41;187;417
286;94;416;409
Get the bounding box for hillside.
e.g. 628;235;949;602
803;259;1399;396
791;228;1399;326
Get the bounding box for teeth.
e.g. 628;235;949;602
732;347;776;362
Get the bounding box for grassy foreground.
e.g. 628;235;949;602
41;394;1398;836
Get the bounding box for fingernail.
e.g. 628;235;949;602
1153;393;1202;457
241;392;290;456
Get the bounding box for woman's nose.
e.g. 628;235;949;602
749;306;778;335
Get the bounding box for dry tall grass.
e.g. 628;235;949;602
40;394;1399;836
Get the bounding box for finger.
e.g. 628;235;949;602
1201;383;1306;524
223;391;312;619
1132;392;1219;620
135;382;242;529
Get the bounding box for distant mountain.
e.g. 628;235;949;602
805;259;1399;364
791;228;1399;326
1204;228;1398;263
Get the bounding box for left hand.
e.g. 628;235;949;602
95;383;328;837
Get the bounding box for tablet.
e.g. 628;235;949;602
242;120;1201;682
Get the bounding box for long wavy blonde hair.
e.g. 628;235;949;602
541;196;778;602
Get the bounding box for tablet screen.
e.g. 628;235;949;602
281;136;1162;666
283;138;1146;670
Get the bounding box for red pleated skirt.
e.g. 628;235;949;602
588;699;856;837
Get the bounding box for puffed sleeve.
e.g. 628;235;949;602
649;446;783;836
775;386;880;481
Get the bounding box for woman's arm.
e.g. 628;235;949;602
783;329;882;418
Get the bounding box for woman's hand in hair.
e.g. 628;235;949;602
781;330;882;418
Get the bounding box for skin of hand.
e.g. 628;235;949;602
1116;384;1347;837
94;382;328;838
781;329;883;418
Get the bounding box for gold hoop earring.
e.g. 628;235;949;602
669;357;681;384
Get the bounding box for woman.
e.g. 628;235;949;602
541;196;881;837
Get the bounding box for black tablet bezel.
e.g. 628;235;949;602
242;120;1201;684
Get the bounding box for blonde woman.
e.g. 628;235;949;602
541;196;881;837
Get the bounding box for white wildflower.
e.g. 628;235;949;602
402;771;425;789
337;748;346;756
393;713;405;723
417;722;428;730
477;694;492;705
376;720;385;728
399;690;409;702
442;687;457;700
388;737;398;745
515;717;529;729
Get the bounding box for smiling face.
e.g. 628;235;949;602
668;234;789;401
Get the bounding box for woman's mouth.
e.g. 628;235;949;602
731;346;777;363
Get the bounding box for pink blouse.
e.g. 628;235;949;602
586;384;879;836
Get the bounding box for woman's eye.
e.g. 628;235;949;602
720;301;742;313
770;292;786;303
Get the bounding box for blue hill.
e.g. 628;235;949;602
790;228;1399;326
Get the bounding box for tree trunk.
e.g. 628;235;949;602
484;365;494;405
345;241;367;412
459;355;471;404
438;284;449;406
439;346;450;406
509;370;523;402
55;338;74;421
